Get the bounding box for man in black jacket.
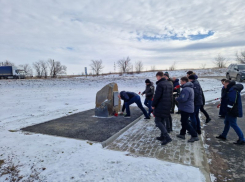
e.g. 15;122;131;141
152;72;173;145
188;75;203;134
142;79;155;117
119;91;150;119
163;73;173;133
219;79;227;118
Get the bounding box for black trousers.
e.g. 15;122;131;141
200;105;210;119
155;117;168;136
180;111;197;137
166;114;173;131
171;95;179;112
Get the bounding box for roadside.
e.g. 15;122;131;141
201;95;245;182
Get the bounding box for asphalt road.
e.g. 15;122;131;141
203;95;245;182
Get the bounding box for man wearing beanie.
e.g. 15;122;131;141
188;74;203;134
142;79;155;117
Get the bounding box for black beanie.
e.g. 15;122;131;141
145;79;151;83
188;75;196;80
164;73;169;78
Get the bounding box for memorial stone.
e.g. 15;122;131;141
95;83;121;117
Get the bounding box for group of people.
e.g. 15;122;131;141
118;70;245;146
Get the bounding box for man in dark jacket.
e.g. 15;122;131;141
218;79;227;118
171;77;180;114
142;79;155;117
187;71;198;80
216;80;245;145
163;73;173;132
152;71;173;145
119;91;150;119
176;77;199;142
188;74;203;134
200;91;211;123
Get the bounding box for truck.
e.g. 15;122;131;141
0;66;26;79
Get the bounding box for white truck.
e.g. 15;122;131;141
0;66;26;79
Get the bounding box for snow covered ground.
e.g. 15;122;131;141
0;69;242;182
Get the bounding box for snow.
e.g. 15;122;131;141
0;69;237;181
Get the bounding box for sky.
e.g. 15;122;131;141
1;0;245;75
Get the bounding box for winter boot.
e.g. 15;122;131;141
156;136;165;141
234;139;245;145
124;115;131;118
206;118;211;123
216;135;227;141
176;134;185;140
161;134;172;145
196;130;202;135
188;137;199;143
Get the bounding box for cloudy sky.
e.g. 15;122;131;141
1;0;245;74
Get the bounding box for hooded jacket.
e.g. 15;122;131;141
152;78;173;117
173;79;181;93
191;79;203;106
176;82;194;113
227;83;244;117
142;82;155;100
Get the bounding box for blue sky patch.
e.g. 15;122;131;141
138;31;214;41
66;47;74;50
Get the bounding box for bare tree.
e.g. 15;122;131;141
151;65;156;71
236;50;245;63
200;63;206;69
169;61;177;71
48;59;67;78
33;61;42;78
19;64;33;76
135;61;144;73
1;60;15;66
40;60;48;78
117;57;132;73
90;60;104;76
213;54;228;68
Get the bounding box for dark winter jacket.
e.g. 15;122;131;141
173;79;181;93
120;91;137;102
219;82;234;116
221;86;226;98
202;91;206;106
152;78;173;118
120;91;138;112
219;86;227;116
191;80;203;106
142;82;155;100
227;83;244;117
176;82;194;113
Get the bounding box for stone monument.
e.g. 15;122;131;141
95;83;121;117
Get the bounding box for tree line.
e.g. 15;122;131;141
213;50;245;68
89;57;175;76
2;49;245;77
0;59;67;78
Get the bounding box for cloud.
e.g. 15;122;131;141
0;0;245;74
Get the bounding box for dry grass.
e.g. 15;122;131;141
0;155;46;182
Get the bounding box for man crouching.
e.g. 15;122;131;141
152;71;173;145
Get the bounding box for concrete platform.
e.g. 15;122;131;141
202;95;245;182
21;107;143;144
